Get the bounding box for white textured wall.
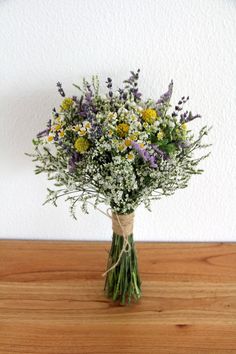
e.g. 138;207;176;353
0;0;236;241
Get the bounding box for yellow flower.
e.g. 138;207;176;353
74;137;90;153
142;109;158;124
181;123;187;131
157;130;165;140
124;139;132;147
116;123;130;138
60;98;74;111
139;143;145;148
47;135;54;142
59;130;65;138
54;124;61;131
127;152;135;161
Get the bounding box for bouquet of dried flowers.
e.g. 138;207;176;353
28;70;210;304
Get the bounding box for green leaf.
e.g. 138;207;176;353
158;143;176;156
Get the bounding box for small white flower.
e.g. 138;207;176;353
55;116;62;124
126;152;135;162
83;121;92;130
107;112;117;120
117;142;127;152
72;124;81;131
153;120;160;127
168;121;175;128
78;128;87;136
46;133;55;143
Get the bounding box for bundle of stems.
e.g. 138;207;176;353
104;233;141;305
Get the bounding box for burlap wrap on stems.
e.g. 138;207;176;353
112;212;134;237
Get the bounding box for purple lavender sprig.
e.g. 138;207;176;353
171;96;189;118
157;80;173;105
68;152;82;173
123;69;142;100
132;141;157;168
106;77;113;98
180;111;201;124
56;82;65;97
84;84;93;104
37;129;49;138
52;107;59;118
151;144;169;160
37;119;51;138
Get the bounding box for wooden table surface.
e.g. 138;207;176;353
0;241;236;353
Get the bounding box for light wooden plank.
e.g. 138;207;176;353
0;241;236;353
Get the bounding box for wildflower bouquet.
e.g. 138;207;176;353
29;70;210;305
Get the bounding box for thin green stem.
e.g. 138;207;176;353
104;233;141;305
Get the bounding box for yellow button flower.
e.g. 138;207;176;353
116;123;130;138
60;98;74;111
142;109;158;124
74;137;90;153
181;123;187;130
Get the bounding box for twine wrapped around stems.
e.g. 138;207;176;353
112;212;134;237
86;202;135;276
102;211;135;276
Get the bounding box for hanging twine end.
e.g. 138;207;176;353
103;211;135;276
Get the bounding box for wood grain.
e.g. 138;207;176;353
0;241;236;353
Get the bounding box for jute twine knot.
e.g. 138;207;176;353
86;201;135;276
102;211;135;276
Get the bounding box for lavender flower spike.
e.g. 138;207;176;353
132;142;157;168
56;82;65;97
37;129;49;138
180;111;201;124
68;152;82;173
37;119;51;138
149;155;158;168
157;80;173;105
151;144;168;160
